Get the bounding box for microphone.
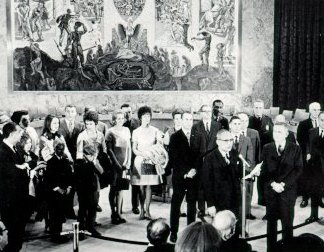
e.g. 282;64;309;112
238;154;250;168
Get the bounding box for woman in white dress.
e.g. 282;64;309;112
132;106;162;220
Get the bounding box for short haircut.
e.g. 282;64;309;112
216;129;230;139
309;102;321;110
175;222;221;252
172;108;184;119
253;99;264;106
274;114;286;123
181;111;192;118
146;218;170;246
112;109;125;124
16;132;31;149
83;111;99;125
199;104;210;112
138;106;152;120
212;99;224;107
11;110;28;124
229;115;241;123
236;111;249;118
213;210;237;233
84;106;96;114
65;104;76;110
120;103;130;109
42;114;59;135
2;122;17;139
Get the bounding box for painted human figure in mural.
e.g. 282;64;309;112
224;19;235;59
216;43;226;78
56;9;74;47
39;2;51;30
171;50;180;76
30;4;44;41
191;31;212;66
30;42;45;81
181;55;192;74
67;21;88;69
16;0;34;41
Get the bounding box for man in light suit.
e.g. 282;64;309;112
304;111;324;224
297;102;322;208
229;116;255;221
248;99;273;206
167;111;199;243
58;104;83;219
0;122;26;252
191;104;222;217
258;123;303;252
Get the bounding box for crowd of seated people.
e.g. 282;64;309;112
0;99;323;252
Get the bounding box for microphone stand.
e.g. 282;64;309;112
242;160;246;239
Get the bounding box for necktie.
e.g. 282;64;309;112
314;120;318;128
206;122;210;134
186;131;190;145
225;153;230;164
321;130;324;138
68;121;73;134
242;131;245;137
234;136;239;150
278;145;284;156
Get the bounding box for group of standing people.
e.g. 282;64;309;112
0;99;323;252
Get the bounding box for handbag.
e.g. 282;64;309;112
141;161;157;175
115;171;130;191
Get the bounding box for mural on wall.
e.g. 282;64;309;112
9;0;240;91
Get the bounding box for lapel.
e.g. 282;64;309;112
209;120;218;138
238;135;244;153
198;120;208;139
2;142;17;162
214;148;228;168
61;119;70;135
179;129;190;148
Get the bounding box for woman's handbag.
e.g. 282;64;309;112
115;171;130;191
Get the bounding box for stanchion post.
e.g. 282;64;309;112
73;222;80;252
242;162;246;238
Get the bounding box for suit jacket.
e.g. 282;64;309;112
213;115;229;130
123;118;140;134
59;119;83;161
233;134;254;171
248;115;273;149
167;129;198;185
306;128;324;186
296;118;314;156
191;120;221;159
45;155;73;193
0;142;29;207
246;128;261;164
287;131;297;144
203;148;241;213
261;142;303;205
74;159;100;192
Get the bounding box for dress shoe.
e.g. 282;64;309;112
180;213;187;217
197;211;205;218
96;205;102;212
262;214;268;221
170;233;177;243
132;208;140;214
305;216;319;223
247;214;256;220
300;200;308;208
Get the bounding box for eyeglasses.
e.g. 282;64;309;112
218;138;234;142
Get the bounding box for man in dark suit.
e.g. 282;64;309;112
248;99;273;206
258;123;303;252
274;115;297;143
297;102;321;208
121;103;141;214
167;112;198;242
229;116;255;221
304;111;324;224
203;129;241;219
191;105;222;217
212;99;229;130
0;122;27;252
58;104;83;219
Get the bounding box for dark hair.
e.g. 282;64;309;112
138;106;152;121
83;111;99;125
172;108;184;119
175;222;221;252
229;115;241;123
11;110;28;124
120;103;130;109
42;114;60;135
147;218;170;246
84;106;96;114
212;99;224;107
16;132;31;150
2;122;17;139
74;21;82;28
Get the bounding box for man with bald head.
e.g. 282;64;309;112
297;102;322;208
213;210;252;252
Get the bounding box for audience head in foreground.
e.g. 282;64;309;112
175;221;221;252
275;233;324;252
213;210;237;241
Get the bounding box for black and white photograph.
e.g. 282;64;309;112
0;0;324;251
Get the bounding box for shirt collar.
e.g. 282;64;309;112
219;149;229;158
3;139;15;152
275;141;286;149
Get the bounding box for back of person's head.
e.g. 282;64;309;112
275;233;324;252
213;210;237;241
175;221;221;252
11;110;28;125
2;122;17;139
147;218;170;246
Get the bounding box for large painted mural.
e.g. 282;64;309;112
9;0;240;91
